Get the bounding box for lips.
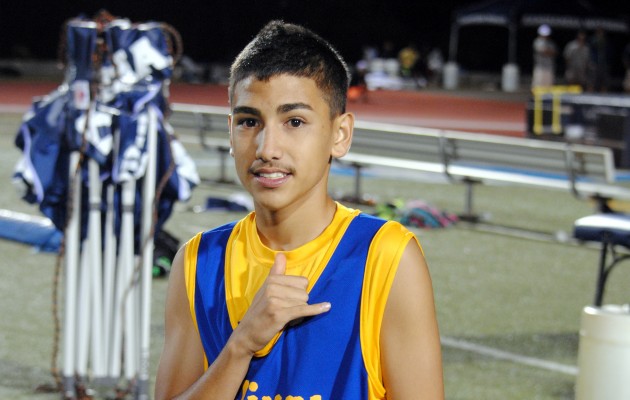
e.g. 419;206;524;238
251;166;292;188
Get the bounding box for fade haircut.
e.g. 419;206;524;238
229;20;350;117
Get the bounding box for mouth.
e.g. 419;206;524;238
251;166;292;188
257;171;288;179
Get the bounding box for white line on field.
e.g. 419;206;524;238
441;336;579;376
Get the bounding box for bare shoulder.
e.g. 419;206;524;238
383;239;434;331
164;245;192;325
155;243;205;399
381;239;444;399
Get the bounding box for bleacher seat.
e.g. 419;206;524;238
573;213;630;306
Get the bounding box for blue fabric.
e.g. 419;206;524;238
0;212;62;252
66;22;97;81
194;222;237;359
105;22;173;82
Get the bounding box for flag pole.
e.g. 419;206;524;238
62;151;81;399
120;178;138;383
102;182;117;389
137;104;158;399
75;236;91;386
87;157;106;384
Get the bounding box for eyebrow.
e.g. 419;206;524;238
232;102;314;117
277;102;313;114
232;106;261;117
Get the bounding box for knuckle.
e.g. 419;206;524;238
263;281;280;297
297;276;309;288
266;296;281;308
268;308;286;325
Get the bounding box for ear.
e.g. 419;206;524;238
331;112;354;159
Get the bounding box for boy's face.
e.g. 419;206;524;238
229;74;352;212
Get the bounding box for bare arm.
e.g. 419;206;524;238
154;246;252;399
381;240;444;400
155;250;331;399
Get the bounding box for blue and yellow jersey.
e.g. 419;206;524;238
184;203;420;400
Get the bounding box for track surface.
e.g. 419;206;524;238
0;80;528;137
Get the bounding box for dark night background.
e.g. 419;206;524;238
1;1;629;76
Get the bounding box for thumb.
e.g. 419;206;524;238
269;252;287;276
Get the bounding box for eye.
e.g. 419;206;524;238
237;118;258;128
287;118;303;128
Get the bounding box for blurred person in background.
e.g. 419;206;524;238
563;30;589;88
532;24;557;88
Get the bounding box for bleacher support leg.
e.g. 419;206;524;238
594;239;609;307
343;162;369;205
216;146;234;184
459;177;480;222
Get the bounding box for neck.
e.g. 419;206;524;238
254;196;337;251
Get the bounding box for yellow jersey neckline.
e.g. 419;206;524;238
224;202;360;356
244;202;360;268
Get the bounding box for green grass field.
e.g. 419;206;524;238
1;111;630;399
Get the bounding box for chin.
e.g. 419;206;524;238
251;191;290;212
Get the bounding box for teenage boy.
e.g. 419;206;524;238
155;20;443;400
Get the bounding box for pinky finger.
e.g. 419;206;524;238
287;302;331;327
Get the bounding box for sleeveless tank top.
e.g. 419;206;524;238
184;203;419;399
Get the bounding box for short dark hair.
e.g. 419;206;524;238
229;20;350;117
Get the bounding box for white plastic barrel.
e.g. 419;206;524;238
443;62;459;90
575;305;630;400
501;63;519;92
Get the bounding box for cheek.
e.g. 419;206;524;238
234;150;250;167
232;138;255;156
302;147;332;174
231;147;250;169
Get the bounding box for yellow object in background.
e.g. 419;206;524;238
532;85;583;135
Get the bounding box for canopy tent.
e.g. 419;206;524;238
448;0;630;64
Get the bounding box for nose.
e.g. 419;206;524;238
255;126;283;161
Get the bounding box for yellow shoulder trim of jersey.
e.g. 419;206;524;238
360;221;419;399
184;232;207;368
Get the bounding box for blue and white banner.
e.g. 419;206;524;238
13;16;198;237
